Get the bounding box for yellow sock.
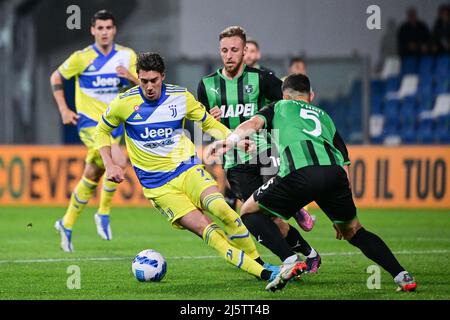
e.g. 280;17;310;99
62;176;98;229
202;223;265;278
203;193;260;260
98;176;118;215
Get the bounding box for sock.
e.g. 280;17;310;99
203;193;260;260
283;254;299;264
349;228;405;278
285;225;313;256
62;176;98;229
307;248;317;259
97;177;118;215
242;213;296;261
202;223;266;279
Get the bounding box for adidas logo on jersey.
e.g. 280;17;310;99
133;113;143;120
87;65;97;72
219;103;255;118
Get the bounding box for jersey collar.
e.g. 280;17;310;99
138;83;169;107
92;42;117;59
217;64;247;82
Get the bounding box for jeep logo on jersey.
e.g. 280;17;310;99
140;127;174;139
219;103;255;118
92;76;121;87
244;85;253;94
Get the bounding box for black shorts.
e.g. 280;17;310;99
226;149;279;201
253;165;357;224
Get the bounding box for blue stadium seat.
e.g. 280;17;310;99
418;55;434;77
434;74;450;94
400;96;417;122
417;119;435;143
383;99;400;126
417;93;435;112
435;54;450;76
385;76;401;94
401;56;418;75
401;120;417;144
435;115;450;143
371;94;383;114
417;74;434;96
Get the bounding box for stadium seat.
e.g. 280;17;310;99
380;56;401;80
369;114;384;144
435;54;450;76
435;115;450;143
434;74;450;94
418;55;434;77
397;75;419;99
417;93;435;112
385;77;401;100
401;56;418;75
384;99;400;126
401;120;417;144
417;119;435;143
417;74;434;96
400;96;417;123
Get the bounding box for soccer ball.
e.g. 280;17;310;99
131;249;167;282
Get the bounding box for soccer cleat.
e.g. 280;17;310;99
54;220;73;253
265;260;307;292
95;213;112;240
305;252;321;274
395;272;417;292
264;262;281;275
295;208;316;232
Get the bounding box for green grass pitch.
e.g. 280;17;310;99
0;207;449;300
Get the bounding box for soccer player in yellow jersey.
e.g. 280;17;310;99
96;52;279;284
50;10;138;252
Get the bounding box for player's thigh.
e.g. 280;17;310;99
315;166;357;225
226;165;264;201
183;165;218;209
249;175;302;220
143;185;198;230
79;127;105;170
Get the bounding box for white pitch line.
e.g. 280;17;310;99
0;249;449;264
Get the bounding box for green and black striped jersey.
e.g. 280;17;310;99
198;65;282;169
256;99;351;178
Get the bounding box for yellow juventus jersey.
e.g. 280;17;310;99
58;43;137;131
96;84;231;188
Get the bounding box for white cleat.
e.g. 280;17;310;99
265;260;307;292
95;214;112;240
54;220;73;253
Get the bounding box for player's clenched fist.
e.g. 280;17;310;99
106;165;125;183
209;106;222;121
61;108;80;125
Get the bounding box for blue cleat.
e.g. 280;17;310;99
54;219;73;253
95;213;112;240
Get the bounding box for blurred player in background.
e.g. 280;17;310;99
96;52;279;284
50;10;138;252
281;56;307;81
243;38;276;76
198;26;320;272
210;74;417;292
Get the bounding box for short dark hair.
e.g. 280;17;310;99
246;38;259;49
136;52;165;74
91;10;116;26
219;26;246;43
289;56;305;67
282;73;311;94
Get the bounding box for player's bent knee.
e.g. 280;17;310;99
240;196;259;216
84;163;104;182
338;220;362;241
273;217;290;238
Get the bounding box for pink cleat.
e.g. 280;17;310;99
295;208;316;232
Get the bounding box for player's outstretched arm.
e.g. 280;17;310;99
50;70;79;125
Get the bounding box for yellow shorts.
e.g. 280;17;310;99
143;165;217;229
79;126;122;169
